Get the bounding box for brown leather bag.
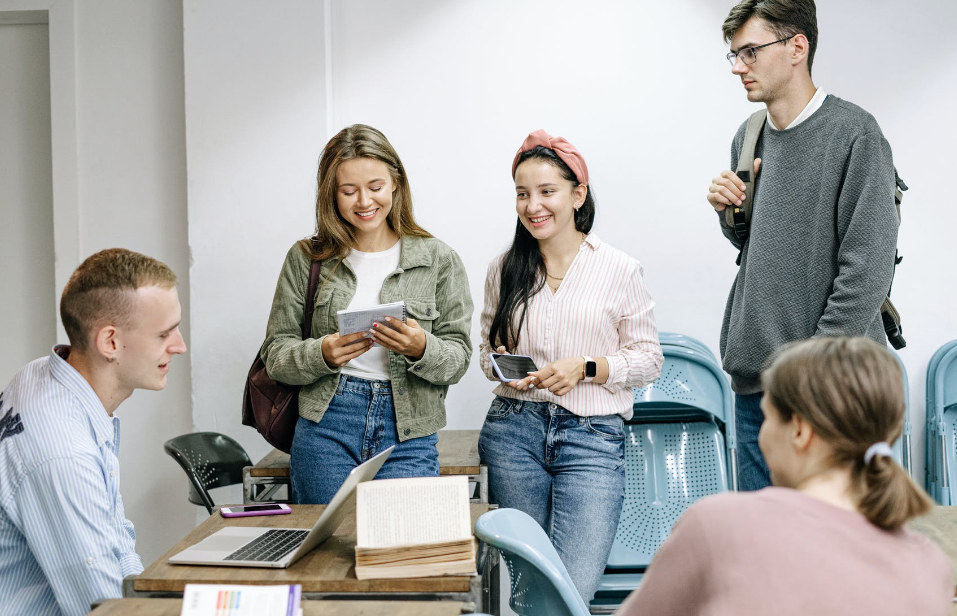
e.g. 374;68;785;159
242;246;323;453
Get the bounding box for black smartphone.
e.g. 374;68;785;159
489;353;539;382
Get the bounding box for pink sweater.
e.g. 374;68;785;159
618;488;954;616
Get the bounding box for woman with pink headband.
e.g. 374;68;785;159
478;129;663;603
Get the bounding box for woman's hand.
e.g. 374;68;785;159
371;316;427;360
526;356;585;396
321;331;373;368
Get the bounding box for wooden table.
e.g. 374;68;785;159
90;598;468;615
244;430;488;504
123;504;498;615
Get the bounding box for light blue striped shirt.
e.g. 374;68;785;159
0;346;143;616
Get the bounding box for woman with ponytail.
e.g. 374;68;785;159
478;130;663;604
619;337;953;616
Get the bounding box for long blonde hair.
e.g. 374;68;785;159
761;337;932;530
299;124;431;261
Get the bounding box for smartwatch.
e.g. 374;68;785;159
582;356;598;382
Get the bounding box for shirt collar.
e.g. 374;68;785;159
397;236;434;270
49;345;116;446
767;87;827;131
582;232;601;250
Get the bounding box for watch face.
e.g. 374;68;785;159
585;361;598;378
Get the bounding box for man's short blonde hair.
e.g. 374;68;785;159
60;248;177;351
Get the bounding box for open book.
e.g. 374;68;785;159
354;475;476;580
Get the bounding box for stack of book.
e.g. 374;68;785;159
354;475;476;580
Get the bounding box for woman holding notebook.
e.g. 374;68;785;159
618;337;953;616
478;129;663;603
262;124;473;505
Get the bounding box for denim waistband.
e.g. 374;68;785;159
337;373;392;395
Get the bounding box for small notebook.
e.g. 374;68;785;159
337;301;407;344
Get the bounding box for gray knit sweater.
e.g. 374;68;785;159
718;95;899;393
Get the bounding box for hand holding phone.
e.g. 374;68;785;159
489;353;539;383
219;503;292;518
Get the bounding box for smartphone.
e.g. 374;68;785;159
219;503;293;518
489;353;539;382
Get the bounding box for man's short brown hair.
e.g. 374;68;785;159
60;248;177;351
722;0;818;74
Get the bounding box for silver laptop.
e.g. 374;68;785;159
168;446;393;569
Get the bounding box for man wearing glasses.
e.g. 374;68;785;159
706;0;899;491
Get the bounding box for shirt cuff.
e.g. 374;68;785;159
602;355;624;392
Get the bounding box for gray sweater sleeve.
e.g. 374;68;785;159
814;131;898;337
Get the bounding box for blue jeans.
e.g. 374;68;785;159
290;375;439;504
735;391;771;491
478;396;625;605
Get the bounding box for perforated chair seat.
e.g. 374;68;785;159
607;422;727;568
474;508;590;616
164;432;252;514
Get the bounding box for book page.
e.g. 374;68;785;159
356;476;471;548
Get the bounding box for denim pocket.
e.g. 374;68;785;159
485;396;515;420
584;415;625;441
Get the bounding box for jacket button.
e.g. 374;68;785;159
398;387;406;395
404;428;411;436
426;308;432;316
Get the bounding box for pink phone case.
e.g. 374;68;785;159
219;504;292;518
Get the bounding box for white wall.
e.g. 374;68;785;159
183;0;329;462
67;0;194;563
187;0;957;488
0;22;55;386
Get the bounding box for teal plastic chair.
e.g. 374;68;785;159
926;340;957;504
658;332;718;364
474;508;590;616
888;349;912;475
593;344;735;610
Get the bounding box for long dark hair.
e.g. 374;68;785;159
488;146;596;351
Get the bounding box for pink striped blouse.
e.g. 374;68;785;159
479;234;663;419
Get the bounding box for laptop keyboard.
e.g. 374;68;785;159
223;529;309;562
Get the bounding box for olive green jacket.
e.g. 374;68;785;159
261;236;473;441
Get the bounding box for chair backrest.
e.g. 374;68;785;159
927;341;957;504
658;332;717;363
474;508;590;616
888;349;911;474
633;346;734;444
164;432;252;514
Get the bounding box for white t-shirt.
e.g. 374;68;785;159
340;240;402;381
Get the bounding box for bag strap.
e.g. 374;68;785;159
301;238;323;340
726;109;768;242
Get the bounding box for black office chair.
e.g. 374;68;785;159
164;432;253;515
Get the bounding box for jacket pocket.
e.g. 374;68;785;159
310;285;337;337
405;298;440;333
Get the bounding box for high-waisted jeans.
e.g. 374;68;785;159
290;374;439;504
479;395;625;604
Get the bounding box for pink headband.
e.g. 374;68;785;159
511;129;589;186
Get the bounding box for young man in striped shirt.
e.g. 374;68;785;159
0;248;187;616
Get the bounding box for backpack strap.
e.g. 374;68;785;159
301;238;323;340
725;109;768;243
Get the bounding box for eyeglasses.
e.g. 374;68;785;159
726;35;794;66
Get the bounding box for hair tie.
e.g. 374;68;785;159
511;129;589;186
863;441;893;465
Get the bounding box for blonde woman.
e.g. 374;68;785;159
620;337;953;616
262;124;473;504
